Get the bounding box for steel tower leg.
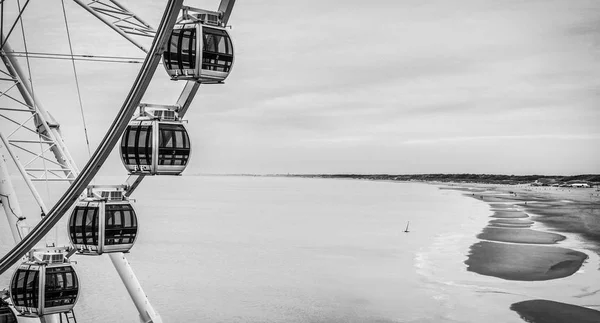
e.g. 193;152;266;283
0;149;28;244
109;253;162;323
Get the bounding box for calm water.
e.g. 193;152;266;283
1;176;599;322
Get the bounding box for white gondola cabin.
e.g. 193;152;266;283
163;11;234;82
120;105;190;175
0;298;17;323
69;186;138;255
10;253;78;317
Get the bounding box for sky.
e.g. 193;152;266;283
1;0;599;175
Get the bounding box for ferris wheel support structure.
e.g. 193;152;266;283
2;30;165;323
0;150;30;244
1;0;238;321
0;40;79;179
1;40;65;323
0;1;184;323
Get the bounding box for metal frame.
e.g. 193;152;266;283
0;148;30;243
0;1;238;322
72;0;156;52
0;2;185;323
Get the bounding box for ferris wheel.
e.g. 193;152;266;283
0;0;237;322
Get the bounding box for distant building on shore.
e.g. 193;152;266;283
531;179;555;186
571;183;591;188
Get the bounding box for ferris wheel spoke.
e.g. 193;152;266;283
217;0;236;26
73;0;156;53
0;0;30;51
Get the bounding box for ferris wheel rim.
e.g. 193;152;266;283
0;0;184;277
1;1;238;321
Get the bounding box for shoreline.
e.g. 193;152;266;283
438;183;598;280
440;183;600;248
439;182;600;322
207;176;600;323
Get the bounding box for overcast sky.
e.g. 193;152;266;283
1;0;599;175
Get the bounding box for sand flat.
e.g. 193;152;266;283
489;219;534;225
477;227;565;244
488;223;532;228
489;203;517;209
491;210;529;218
511;299;600;323
465;241;587;281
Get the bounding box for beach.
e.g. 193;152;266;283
440;183;600;322
1;176;599;322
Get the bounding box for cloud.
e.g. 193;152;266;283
1;0;599;174
401;133;600;145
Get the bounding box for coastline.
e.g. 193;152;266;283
263;177;600;321
224;175;600;322
438;183;600;250
439;182;600;322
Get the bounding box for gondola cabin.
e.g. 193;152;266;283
69;187;138;255
9;253;78;317
0;298;17;323
163;15;234;82
120;106;190;175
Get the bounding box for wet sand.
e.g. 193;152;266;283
465;241;587;281
488;218;534;228
511;299;600;323
491;210;529;218
443;184;600;281
488;223;532;228
489;219;534;225
470;185;600;246
477;227;565;244
522;202;600;244
441;183;600;322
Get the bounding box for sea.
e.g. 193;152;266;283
1;176;599;322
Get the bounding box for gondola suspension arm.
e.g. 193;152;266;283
124;0;236;196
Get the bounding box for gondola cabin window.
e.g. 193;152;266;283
11;268;39;309
158;123;190;166
202;27;233;73
121;123;153;168
69;205;100;251
105;204;137;246
44;267;78;308
165;27;196;71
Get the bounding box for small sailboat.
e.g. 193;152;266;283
404;221;410;233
